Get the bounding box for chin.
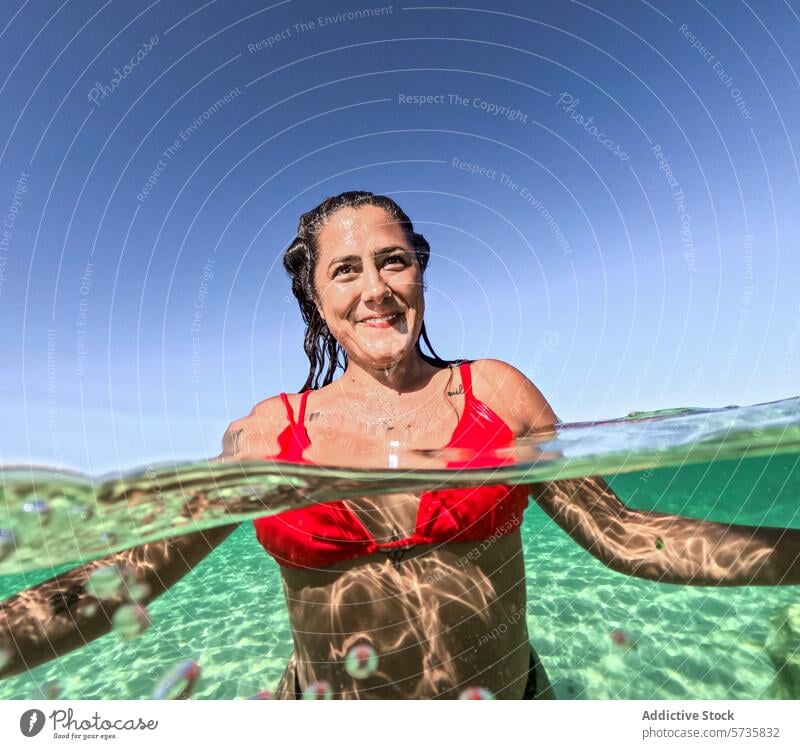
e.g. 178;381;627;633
359;340;414;367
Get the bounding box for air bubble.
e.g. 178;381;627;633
458;686;495;700
23;498;50;514
112;604;151;640
128;583;150;602
69;505;93;521
302;680;333;700
344;644;379;679
609;629;638;651
86;564;136;599
0;528;15;561
152;659;201;700
31;680;61;699
82;531;119;553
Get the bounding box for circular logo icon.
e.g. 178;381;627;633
20;709;45;737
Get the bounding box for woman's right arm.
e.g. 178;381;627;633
0;406;279;680
0;522;239;679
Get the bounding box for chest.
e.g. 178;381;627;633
302;399;463;464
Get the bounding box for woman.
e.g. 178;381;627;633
2;191;799;698
222;191;561;698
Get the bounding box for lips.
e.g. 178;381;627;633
358;312;401;326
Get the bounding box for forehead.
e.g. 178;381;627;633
315;205;409;258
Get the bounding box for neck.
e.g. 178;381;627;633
340;349;440;397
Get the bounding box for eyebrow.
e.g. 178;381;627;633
327;246;408;270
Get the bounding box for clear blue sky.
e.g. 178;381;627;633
1;0;799;473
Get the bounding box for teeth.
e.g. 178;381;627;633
364;314;397;322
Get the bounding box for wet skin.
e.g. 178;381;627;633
237;206;556;698
232;362;550;699
228;205;561;698
280;532;532;699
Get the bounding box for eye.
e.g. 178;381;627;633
333;263;354;278
383;255;406;267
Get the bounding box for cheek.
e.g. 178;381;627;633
317;283;350;316
399;269;424;299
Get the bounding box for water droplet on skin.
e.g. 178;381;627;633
344;644;379;679
152;659;201;700
112;604;151;640
458;686;495;700
302;681;333;700
82;603;97;617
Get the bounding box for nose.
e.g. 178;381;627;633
360;263;391;304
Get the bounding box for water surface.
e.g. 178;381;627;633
1;398;798;699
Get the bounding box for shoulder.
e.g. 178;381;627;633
216;394;292;461
468;358;559;433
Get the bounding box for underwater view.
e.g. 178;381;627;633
1;398;798;700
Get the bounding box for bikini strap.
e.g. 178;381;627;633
458;360;474;400
278;392;296;425
297;390;310;424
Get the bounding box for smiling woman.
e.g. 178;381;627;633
240;191;557;697
281;191;452;392
313;206;424;371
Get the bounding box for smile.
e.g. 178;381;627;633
358;313;401;327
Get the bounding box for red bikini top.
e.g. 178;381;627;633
253;361;529;569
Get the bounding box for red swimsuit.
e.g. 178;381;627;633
253;361;529;569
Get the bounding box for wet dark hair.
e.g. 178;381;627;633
283;191;458;391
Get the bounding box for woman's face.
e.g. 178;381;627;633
313;204;425;370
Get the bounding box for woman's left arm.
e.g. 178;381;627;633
479;359;800;587
530;476;800;586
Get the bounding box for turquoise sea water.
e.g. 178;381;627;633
1;401;799;699
1;455;798;699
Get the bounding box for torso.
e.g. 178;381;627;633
241;361;533;698
280;532;530;699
